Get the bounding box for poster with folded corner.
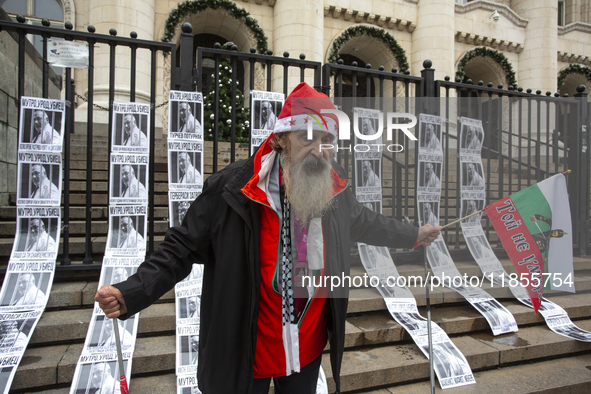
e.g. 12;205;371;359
19;97;65;152
105;206;147;257
176;283;202;326
169;191;201;228
353;108;383;194
69;353;131;394
0;261;55;312
11;207;60;261
0;354;22;394
168;141;204;191
0;310;42;354
176;325;200;375
177;374;202;394
111;102;150;153
109;154;149;205
82;311;138;355
250;90;284;155
168;91;204;141
16;153;62;206
415;335;475;389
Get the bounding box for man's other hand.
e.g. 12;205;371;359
417;224;442;246
94;285;128;318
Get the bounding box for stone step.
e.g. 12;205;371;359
15;318;591;393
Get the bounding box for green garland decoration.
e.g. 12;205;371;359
328;26;409;71
456;47;517;88
557;64;591;90
162;0;268;55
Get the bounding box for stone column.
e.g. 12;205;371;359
82;0;156;122
411;0;455;81
512;0;557;93
273;0;324;91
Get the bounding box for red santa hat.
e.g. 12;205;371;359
273;82;338;139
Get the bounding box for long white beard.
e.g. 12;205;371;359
281;151;334;225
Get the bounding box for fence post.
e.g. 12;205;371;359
420;60;437;116
176;22;194;91
575;85;589;256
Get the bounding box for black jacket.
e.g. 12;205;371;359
115;154;418;393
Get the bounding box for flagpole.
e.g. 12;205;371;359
423;247;436;394
441;209;484;229
113;318;129;394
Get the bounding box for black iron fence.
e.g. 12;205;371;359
0;18;589;272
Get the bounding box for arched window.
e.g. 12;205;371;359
1;0;65;73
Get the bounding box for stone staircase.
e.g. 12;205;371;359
2;128;591;393
6;257;591;393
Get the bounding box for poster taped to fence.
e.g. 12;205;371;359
16;153;62;206
111;102;150;153
250;90;284;154
168;91;204;140
105;205;147;257
168;141;203;191
0;262;54;312
169;191;201;228
70;354;131;394
47;39;89;68
109;154;149;205
19;97;65;152
11;207;61;261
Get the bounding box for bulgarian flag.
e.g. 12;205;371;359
483;172;574;313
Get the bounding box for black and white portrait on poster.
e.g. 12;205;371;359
0;272;52;311
169;191;200;228
83;313;137;354
109;154;148;205
168;141;203;191
105;206;147;257
11;207;60;261
98;266;138;289
355;153;382;193
419;201;439;227
70;355;131;394
460;197;484;226
168;90;204;141
16;153;62;206
417;161;442;192
418;114;442;154
250;90;284;154
175;284;202;325
111;102;150;153
460;118;484;154
461;162;485;189
19;97;65;152
176;325;200;375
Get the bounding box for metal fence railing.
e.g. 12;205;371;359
0;19;589;271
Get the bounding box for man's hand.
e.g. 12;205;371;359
94;285;128;318
417;224;442;247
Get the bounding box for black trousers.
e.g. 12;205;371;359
252;353;322;394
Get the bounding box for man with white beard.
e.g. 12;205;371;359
95;82;441;394
23;218;56;253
